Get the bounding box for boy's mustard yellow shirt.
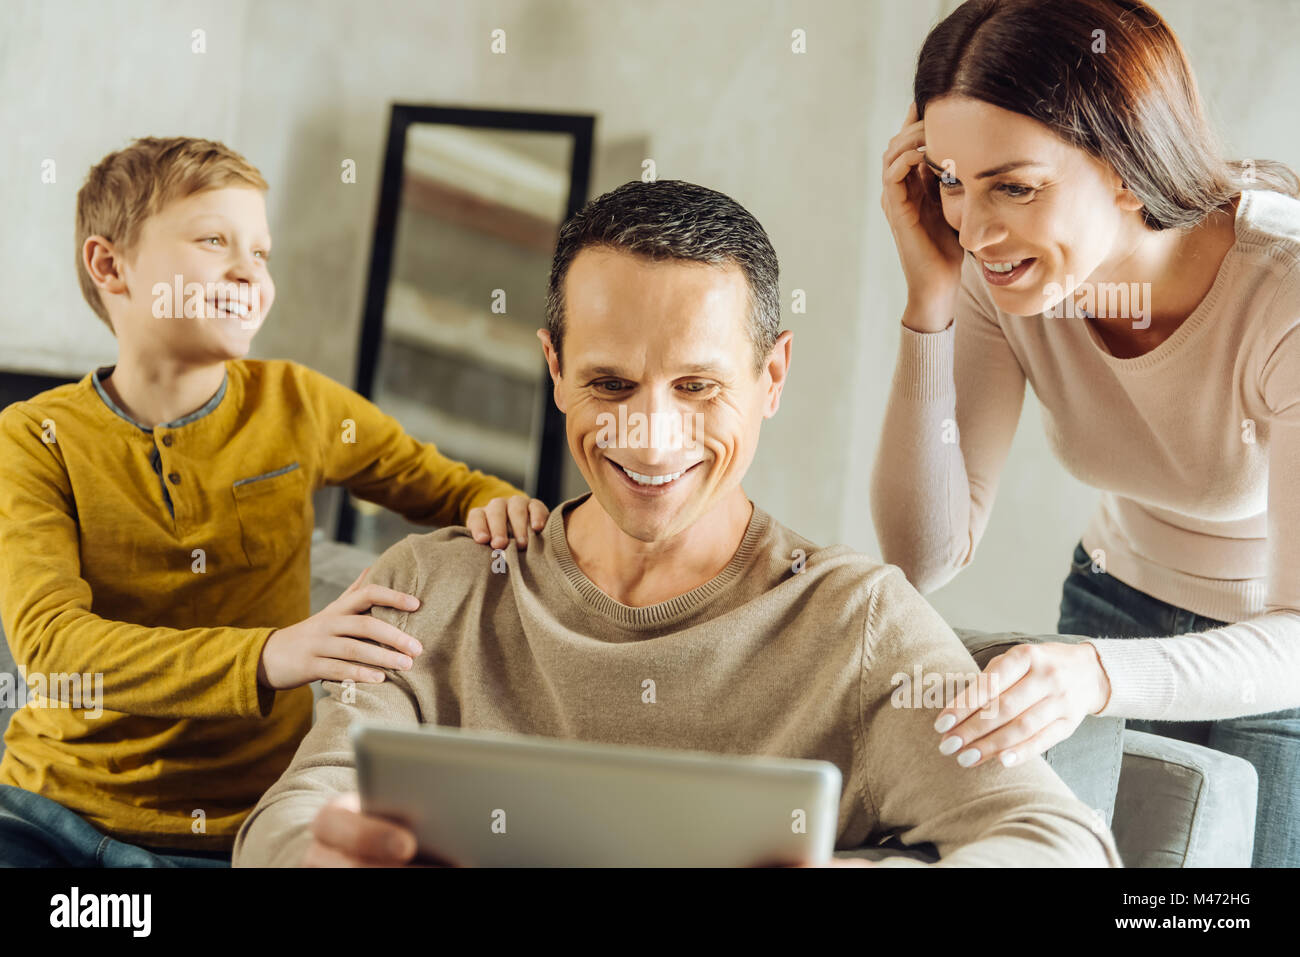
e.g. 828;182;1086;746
0;359;522;851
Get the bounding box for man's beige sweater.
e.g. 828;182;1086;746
233;495;1119;867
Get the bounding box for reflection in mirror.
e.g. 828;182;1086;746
347;120;580;554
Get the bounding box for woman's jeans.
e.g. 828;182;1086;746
1058;541;1300;868
0;785;230;867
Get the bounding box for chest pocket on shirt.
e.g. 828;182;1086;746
232;462;307;567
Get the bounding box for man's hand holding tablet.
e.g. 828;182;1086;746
304;792;433;868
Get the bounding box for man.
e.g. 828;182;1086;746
233;180;1119;867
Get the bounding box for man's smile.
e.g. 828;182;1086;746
605;457;705;493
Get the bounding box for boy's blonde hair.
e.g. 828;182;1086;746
75;136;269;332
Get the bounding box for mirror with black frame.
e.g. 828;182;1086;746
336;105;594;554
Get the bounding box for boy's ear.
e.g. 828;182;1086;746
536;328;567;413
83;236;129;296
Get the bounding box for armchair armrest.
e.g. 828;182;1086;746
950;627;1259;867
954;628;1124;827
1114;730;1257;867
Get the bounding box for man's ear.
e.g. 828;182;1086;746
762;330;793;419
83;236;129;297
537;328;567;413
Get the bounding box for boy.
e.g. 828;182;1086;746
0;136;547;866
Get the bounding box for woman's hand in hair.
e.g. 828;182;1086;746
881;101;965;332
929;641;1113;769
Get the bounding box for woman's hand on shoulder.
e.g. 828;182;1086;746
929;641;1113;769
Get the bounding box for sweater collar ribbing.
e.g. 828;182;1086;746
543;493;770;629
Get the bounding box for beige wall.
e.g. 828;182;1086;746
3;0;1297;632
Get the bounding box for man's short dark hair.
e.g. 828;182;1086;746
545;179;781;374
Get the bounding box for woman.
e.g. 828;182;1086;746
874;0;1300;867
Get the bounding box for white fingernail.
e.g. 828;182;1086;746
1000;751;1019;767
957;748;980;767
916;144;927;152
939;736;962;756
934;713;956;733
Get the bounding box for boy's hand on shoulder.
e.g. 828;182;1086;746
468;495;549;551
256;569;424;691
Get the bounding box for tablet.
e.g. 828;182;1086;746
352;722;842;867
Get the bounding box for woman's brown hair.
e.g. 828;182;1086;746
914;0;1299;230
